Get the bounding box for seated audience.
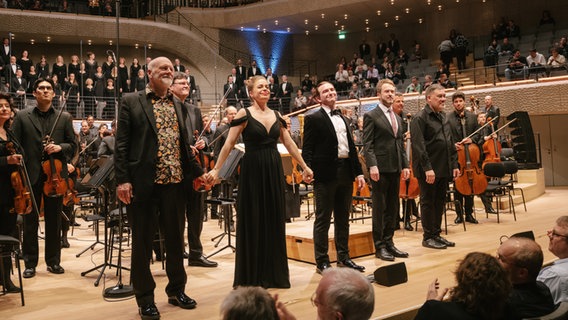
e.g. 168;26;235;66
526;49;547;76
547;47;566;74
498;237;556;318
500;37;515;56
505;49;528;80
537;216;568;304
405;76;422;93
220;286;279;320
415;252;516;320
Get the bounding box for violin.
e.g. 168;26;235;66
63;165;79;206
42;135;68;197
454;113;488;195
482;117;502;169
192;130;212;192
285;158;303;186
6;142;33;215
399;114;420;199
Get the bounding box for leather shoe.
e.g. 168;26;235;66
387;245;409;258
23;267;36;278
61;237;70;248
434;236;455;247
404;221;414;231
465;215;479;224
3;279;22;293
486;206;497;214
139;303;160;320
188;255;218;268
337;259;365;272
376;247;395;261
47;264;65;274
454;215;463;224
316;262;332;274
168;292;197;309
422;238;447;249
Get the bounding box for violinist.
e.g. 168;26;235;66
11;78;77;278
481;95;501;131
363;80;410;262
0;93;22;293
447;91;481;224
170;72;217;268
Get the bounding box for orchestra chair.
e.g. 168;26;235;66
500;148;527;212
300;183;316;220
523;301;568;320
483;162;517;223
0;235;24;306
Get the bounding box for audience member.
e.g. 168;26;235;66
416;252;515;320
504;49;528;80
438;38;454;71
406;76;422;93
500;37;515;56
484;39;501;67
538;216;568;304
526;49;547;77
547;47;566;75
498;237;556;318
220;286;279;320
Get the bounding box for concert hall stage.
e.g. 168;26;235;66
1;184;560;320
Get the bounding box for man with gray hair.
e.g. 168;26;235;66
313;268;375;320
538;216;568;304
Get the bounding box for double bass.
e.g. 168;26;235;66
399;114;419;199
454;113;487;196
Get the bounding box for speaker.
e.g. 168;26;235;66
373;262;408;287
506;111;538;168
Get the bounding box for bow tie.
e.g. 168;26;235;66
330;109;342;116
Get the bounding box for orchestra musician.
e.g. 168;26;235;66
302;81;366;274
0;93;22;293
410;84;459;250
11;78;78;278
115;57;208;319
447;91;481;224
363;79;410;262
170;72;217;268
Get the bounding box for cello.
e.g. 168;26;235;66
454;113;488;196
399;114;419;199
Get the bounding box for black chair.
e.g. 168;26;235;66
498;153;527;212
0;235;24;306
524;301;568;320
483;162;517;223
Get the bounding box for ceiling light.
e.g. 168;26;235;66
305;30;309;35
286;27;291;32
262;28;267;33
148;44;152;49
438;5;442;10
395;15;399;21
304;19;309;24
257;25;261;30
390;0;394;4
385;22;389;28
314;25;319;30
240;26;244;31
341;25;345;31
366;27;370;32
344;14;348;20
30;39;35;44
419;18;423;24
321;13;325;19
377;10;381;16
135;43;139;49
405;8;410;13
275;20;278;25
427;0;431;4
334;20;338;26
365;19;369;24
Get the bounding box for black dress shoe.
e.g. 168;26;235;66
434;236;455;247
422;238;447;249
188;255;218;268
387;245;409;258
139;303;160;320
47;264;65;274
404;221;414;231
454;215;463;224
3;279;22;293
337;259;365;272
376;248;395;261
72;222;81;227
486;207;497;214
23;267;36;278
316;262;332;274
61;237;70;248
168;292;197;309
465;215;479;224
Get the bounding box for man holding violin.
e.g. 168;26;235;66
11;78;77;278
363;79;410;262
447;91;482;224
170;72;217;268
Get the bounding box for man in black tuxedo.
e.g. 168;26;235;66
302;81;366;274
234;59;247;90
4;55;20;87
246;59;262;78
223;75;239;108
10;69;27;109
184;68;197;103
11;78;77;278
115;57;208;319
363;79;410;262
277;75;294;113
170;72;217;268
410;84;460;250
359;39;371;60
173;58;186;73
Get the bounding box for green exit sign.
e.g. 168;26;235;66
338;33;346;40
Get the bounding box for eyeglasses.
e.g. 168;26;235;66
37;85;53;91
549;230;568;239
173;82;189;86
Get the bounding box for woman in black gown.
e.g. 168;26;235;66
209;76;313;288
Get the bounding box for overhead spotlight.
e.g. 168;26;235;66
395;15;399;21
87;39;92;45
305;30;309;35
10;34;15;39
314;25;319;30
304;19;309;24
405;8;410;13
365;19;369;24
438;5;442;10
385;22;389;28
321;13;325;19
377;10;381;16
344;14;348;20
275;20;278;25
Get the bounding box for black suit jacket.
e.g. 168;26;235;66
115;91;203;201
277;82;294;98
11;107;77;185
247;66;262;78
363;105;408;173
179;99;203;145
4;63;20;83
302;108;362;183
10;76;27;93
174;64;186;73
235;65;247;88
446;110;482;146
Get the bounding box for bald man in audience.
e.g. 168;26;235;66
538;215;568;304
497;237;555;318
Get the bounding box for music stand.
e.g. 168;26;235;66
205;148;243;258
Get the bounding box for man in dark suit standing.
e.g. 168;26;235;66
363;79;410;262
411;84;460;250
303;81;366;274
116;57;208;319
224;75;239;108
246;59;262;78
170;72;217;268
173;58;186;73
11;78;77;278
10;69;27;109
359;39;371;60
234;59;247;90
184;68;197;103
277;75;294;113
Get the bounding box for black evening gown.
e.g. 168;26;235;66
231;108;290;289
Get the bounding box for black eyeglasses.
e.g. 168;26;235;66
549;230;568;239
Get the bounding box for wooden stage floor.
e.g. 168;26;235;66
1;187;564;320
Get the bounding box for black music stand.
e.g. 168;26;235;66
205;148;243;258
103;203;133;299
